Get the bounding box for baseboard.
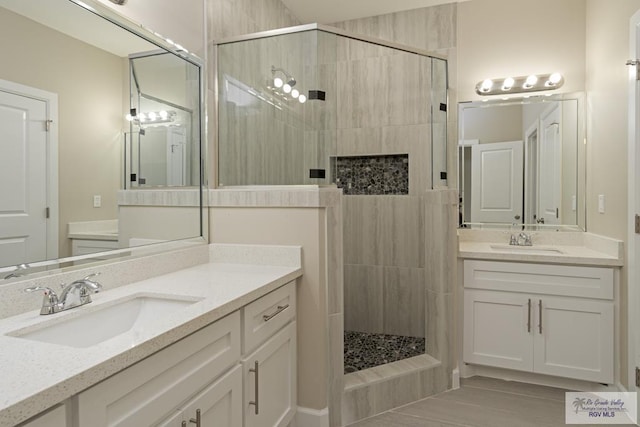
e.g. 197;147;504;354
295;406;329;427
452;367;460;389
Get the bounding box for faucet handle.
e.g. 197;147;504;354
25;286;57;296
81;272;101;281
25;286;59;315
509;234;518;245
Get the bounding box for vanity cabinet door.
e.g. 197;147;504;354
533;296;613;383
158;365;243;427
77;312;240;427
463;290;534;371
243;321;296;427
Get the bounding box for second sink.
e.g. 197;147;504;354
490;244;565;255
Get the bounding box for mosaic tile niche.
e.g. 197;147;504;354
333;154;409;195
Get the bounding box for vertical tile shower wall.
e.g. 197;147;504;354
337;36;439;371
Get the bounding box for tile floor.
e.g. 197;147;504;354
344;331;426;373
346;376;593;426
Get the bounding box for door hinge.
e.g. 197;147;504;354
45;207;50;219
45;120;53;132
627;59;640;80
556;208;559;219
636;366;640;387
635;213;640;234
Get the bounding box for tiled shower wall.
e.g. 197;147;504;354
334;5;454;339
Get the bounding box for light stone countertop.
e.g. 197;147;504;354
0;254;302;426
458;230;623;267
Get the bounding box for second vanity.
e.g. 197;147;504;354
458;230;623;387
0;244;302;427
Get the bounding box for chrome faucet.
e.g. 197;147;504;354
4;263;29;280
509;232;533;246
25;273;102;315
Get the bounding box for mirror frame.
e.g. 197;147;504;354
457;92;586;231
0;0;207;280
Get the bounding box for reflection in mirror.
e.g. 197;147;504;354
458;95;585;230
0;0;203;279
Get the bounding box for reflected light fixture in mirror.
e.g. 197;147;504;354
476;73;564;96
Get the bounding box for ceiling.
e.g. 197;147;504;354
280;0;468;24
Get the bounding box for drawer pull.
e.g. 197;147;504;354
189;409;201;427
249;361;259;414
527;299;531;333
262;304;289;322
538;299;543;334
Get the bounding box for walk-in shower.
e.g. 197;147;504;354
215;23;448;374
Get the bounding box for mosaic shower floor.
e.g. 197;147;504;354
344;330;426;373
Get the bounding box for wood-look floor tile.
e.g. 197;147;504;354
461;376;569;402
430;387;566;426
394;395;559;427
347;411;465;427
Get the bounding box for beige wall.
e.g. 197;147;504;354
209;207;328;410
585;0;640;389
457;0;586;102
461;104;523;143
0;9;123;259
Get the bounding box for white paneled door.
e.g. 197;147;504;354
0;81;56;266
538;104;562;226
630;8;640;410
470;140;524;223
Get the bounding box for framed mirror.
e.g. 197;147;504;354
458;93;585;230
0;0;204;280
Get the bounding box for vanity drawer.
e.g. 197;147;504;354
464;260;614;299
78;311;241;427
243;281;296;354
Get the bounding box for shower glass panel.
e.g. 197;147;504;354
432;58;448;188
216;26;448;373
217;30;336;186
126;52;201;188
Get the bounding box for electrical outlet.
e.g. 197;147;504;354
93;195;101;208
598;194;605;214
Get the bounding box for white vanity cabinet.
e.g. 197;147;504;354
77;311;242;426
242;282;297;427
463;260;614;383
75;280;297;427
18;404;67;427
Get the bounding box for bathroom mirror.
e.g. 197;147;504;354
458;94;585;230
0;0;204;278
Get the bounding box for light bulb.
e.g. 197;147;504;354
148;112;157;121
125;114;133;121
502;77;514;91
480;79;493;92
138;113;146;122
549;73;562;84
291;89;300;98
298;94;307;103
524;75;538;88
283;83;292;93
274;77;284;88
159;110;168;119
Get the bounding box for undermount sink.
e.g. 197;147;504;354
490;244;565;255
9;294;201;348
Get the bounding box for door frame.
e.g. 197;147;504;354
0;78;58;260
628;9;640;392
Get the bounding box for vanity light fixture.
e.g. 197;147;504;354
266;65;307;104
126;109;176;125
475;72;564;96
